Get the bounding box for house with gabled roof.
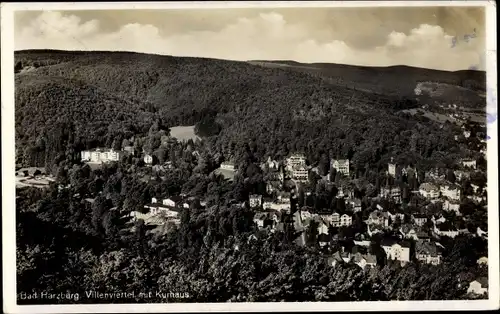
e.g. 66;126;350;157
415;241;442;265
331;159;350;176
425;168;446;181
442;199;461;215
144;197;181;217
323;212;341;227
381;238;411;264
328;251;345;267
366;210;390;228
340;214;352;227
434;223;460;238
416;230;431;242
347;198;362;212
453;170;470;181
317;220;329;235
400;224;418;240
249;194;263;208
291;164;309;183
379;186;402;203
419;183;439;199
352;252;377;269
467;277;488;295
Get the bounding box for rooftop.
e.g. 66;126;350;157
416;241;440;256
369;210;389;219
419;182;439;192
381;238;411;248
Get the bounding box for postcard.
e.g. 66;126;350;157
1;1;498;313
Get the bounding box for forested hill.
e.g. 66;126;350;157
15;50;481;173
248;60;486;99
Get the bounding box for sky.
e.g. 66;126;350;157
14;6;486;71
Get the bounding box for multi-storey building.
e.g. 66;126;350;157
286;154;306;172
379;186;402;203
415;241;442;265
81;148;122;163
419;183;440;199
331;159;350;176
249;194;263;208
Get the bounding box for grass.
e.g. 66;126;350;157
170;125;200;142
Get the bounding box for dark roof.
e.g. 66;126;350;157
318;233;331;242
328;251;344;264
166;196;183;202
352;252;364;263
400;240;412;248
413;214;427;219
400;224;415;234
263;219;274;228
381;238;411;248
416;241;440;256
369;210;389;219
254;212;269;220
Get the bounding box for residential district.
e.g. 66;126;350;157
74;122;490;297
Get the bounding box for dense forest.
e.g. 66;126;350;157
15;50;485;174
14;50;488;303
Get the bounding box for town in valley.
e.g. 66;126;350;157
12;5;491;305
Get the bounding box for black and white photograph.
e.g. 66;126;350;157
1;1;498;313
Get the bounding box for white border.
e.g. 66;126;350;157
1;1;498;313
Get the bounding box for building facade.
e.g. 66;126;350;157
415;241;442;265
379;186;402;203
461;159;477;169
331;159;350;176
249;194;263;208
144;154;153;164
382;242;411;263
291;165;309;182
81;148;122;163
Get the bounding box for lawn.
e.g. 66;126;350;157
170;125;200;142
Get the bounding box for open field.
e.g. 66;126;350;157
170;125;200;142
16;175;55;188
